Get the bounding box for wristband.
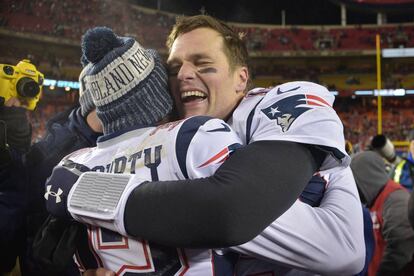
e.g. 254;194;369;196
68;172;146;236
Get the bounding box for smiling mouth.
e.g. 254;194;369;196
181;91;207;103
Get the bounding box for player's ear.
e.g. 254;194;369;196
235;66;248;93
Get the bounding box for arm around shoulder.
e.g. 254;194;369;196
230;166;365;275
124;140;320;247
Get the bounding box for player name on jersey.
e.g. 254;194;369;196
91;145;162;179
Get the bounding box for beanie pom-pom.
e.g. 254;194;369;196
82;27;122;63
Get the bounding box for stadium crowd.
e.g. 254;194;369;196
1;0;414;52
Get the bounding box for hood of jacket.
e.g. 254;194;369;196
350;151;389;206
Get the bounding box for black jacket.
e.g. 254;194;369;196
0;106;101;274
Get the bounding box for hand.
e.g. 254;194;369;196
299;174;327;207
4;97;26;108
45;161;90;219
33;215;86;273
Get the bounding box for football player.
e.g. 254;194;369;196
52;16;365;275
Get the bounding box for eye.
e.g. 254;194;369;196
167;65;180;77
195;60;212;67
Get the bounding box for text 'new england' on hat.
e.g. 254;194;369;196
80;26;172;135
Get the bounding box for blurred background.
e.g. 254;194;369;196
1;0;413;155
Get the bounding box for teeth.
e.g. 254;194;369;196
181;91;207;99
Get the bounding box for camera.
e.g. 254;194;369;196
370;134;401;164
0;59;44;110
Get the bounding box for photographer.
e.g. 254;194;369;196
0;63;102;275
0;100;31;273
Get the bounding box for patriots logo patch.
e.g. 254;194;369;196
261;94;331;132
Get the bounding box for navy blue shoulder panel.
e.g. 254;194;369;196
246;98;264;144
97;123;154;143
213;251;239;276
176;116;213;179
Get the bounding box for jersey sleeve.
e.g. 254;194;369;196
174;116;243;179
231;81;349;173
230;167;365;275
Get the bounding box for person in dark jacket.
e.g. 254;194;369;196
391;130;414;191
0;104;31;274
406;130;414;233
0;64;102;275
351;151;414;276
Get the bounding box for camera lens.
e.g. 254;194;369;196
3;66;14;76
16;77;40;98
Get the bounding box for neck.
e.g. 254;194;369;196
86;111;103;133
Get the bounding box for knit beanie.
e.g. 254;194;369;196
78;63;95;117
350;151;389;205
80;27;172;135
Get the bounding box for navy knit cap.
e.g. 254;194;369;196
81;26;172;134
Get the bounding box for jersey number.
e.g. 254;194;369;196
83;227;188;275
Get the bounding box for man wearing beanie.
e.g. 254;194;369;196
43;26;245;274
351;151;414;275
1;63;102;274
79;26;173;135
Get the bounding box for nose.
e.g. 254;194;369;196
177;62;196;81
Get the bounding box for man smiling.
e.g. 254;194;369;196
62;15;364;275
167;26;248;121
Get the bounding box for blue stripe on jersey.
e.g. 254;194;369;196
316;145;346;161
213;251;239;276
246;99;264;144
176;116;213;179
97;123;156;143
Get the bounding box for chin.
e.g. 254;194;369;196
183;109;207;118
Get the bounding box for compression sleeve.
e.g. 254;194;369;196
124;140;325;248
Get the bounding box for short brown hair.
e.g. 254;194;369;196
166;15;249;72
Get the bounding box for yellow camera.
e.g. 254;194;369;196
0;59;44;110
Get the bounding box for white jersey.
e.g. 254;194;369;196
61;116;243;275
230;81;350;173
226;82;365;275
231;168;365;275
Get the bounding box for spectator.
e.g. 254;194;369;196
351;151;414;275
391;129;414;191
